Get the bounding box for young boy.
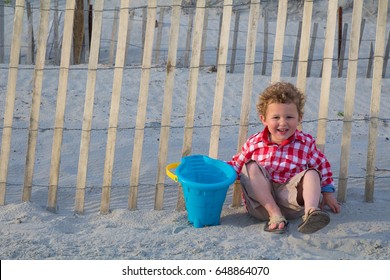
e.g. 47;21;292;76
228;82;340;234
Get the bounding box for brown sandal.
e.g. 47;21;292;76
264;216;288;234
298;209;330;234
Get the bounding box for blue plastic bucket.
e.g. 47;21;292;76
166;154;237;228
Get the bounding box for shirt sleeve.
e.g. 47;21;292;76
227;133;259;177
321;184;335;193
227;141;249;176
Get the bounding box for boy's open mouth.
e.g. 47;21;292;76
277;128;289;133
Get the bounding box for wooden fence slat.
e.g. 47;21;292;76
181;3;204;149
0;0;4;63
337;23;348;77
337;7;342;62
154;7;165;64
232;0;260;207
154;0;182;211
382;31;390;78
177;0;206;211
0;0;25;206
141;7;146;64
108;7;119;65
22;0;51;203
261;9;268;75
47;0;76;212
316;0;338;152
52;0;60;65
296;0;313;94
124;9;134;65
365;0;388;202
183;7;194;67
307;22;318;77
128;0;157;210
200;7;208;66
75;0;105;214
73;0;84;64
26;1;34;64
366;42;374;78
337;0;363;203
359;18;365;49
270;0;287;83
101;0;131;214
295;0;313;132
208;0;233;159
81;0;90;63
229;9;240;73
291;21;302;77
215;12;223;66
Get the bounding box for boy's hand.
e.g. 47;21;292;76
321;192;341;213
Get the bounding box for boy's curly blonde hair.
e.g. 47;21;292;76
256;82;306;120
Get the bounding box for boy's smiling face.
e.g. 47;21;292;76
260;102;301;144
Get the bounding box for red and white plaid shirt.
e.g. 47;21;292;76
228;126;334;187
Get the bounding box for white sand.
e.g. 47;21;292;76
0;0;389;260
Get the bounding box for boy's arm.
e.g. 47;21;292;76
308;139;334;187
307;138;340;213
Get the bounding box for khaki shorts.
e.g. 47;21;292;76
239;161;320;221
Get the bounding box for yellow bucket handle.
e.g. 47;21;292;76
166;162;180;182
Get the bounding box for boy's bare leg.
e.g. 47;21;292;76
297;169;321;215
245;162;285;230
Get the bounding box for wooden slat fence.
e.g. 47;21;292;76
0;0;389;214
